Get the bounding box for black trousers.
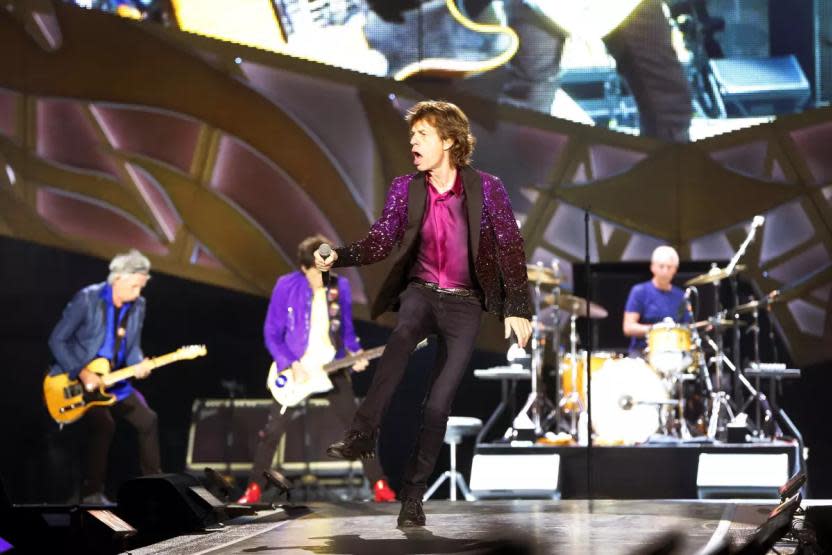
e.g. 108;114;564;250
504;0;692;141
82;390;161;496
250;371;384;487
352;283;483;500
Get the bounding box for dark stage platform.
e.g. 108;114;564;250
128;499;782;554
474;441;801;499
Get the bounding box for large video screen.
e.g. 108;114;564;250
72;0;823;141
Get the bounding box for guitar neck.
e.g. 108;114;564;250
322;346;385;373
102;352;181;386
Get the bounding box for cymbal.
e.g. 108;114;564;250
733;291;781;315
526;264;561;285
691;318;747;330
684;264;746;287
543;293;608;319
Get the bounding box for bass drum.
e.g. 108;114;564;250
590;357;669;445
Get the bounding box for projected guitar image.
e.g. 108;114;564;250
172;0;518;80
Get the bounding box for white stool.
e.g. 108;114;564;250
423;416;482;502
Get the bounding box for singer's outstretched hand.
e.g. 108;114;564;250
314;249;338;272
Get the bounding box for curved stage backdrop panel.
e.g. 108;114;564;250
1;2;831;365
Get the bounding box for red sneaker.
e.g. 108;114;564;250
373;479;396;503
237;482;261;504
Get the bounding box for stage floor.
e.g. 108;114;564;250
129;499;782;554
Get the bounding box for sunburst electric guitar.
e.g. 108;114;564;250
43;345;207;424
268;340;426;410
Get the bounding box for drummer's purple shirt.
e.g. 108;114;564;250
624;280;691;353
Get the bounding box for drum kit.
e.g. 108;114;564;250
515;251;787;446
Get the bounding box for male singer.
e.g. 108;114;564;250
316;100;532;527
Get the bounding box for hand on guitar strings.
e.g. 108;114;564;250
351;350;369;372
290;361;309;384
79;367;103;392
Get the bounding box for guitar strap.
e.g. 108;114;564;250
326;273;344;354
112;303;135;370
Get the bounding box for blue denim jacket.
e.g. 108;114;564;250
263;272;360;372
48;282;146;379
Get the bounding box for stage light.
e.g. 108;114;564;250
263;469;293;501
203;467;233;502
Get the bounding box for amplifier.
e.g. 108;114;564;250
185;398;361;477
709;55;811;116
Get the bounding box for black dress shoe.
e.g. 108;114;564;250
397;497;426;527
326;430;377;461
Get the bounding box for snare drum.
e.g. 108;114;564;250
646;321;692;376
591;357;669;445
559;351;620;412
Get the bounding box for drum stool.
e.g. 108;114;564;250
423;416;482;501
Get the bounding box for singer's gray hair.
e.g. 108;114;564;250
107;249;151;284
651;245;679;266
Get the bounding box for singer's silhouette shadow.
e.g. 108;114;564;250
242;526;534;554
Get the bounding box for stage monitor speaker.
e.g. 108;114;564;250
696;453;788;499
186;398;360;479
116;473;225;540
709;55;811;116
469;453;560;499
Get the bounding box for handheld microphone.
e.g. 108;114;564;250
317;243;332;287
752;215;765;228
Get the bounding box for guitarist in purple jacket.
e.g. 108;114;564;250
238;235;396;504
47;249;159;504
316;101;533;527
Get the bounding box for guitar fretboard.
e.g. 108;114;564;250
102;349;203;386
323;346;386;373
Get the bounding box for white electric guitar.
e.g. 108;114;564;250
267;340;427;410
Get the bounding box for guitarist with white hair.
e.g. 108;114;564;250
237;235;396;504
47;249;160;504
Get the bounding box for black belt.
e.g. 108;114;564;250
411;278;480;299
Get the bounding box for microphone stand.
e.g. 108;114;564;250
725;215;763;276
583;210;593;499
722;216;764;415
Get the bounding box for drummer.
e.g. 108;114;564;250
622;245;692;356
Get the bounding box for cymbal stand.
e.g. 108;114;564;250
704;333;765;439
736;301;780;439
705;270;734;440
556;313;584;438
514;264;556;437
690;324;714;437
548;262;563;427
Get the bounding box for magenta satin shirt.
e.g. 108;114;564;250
411;172;473;289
